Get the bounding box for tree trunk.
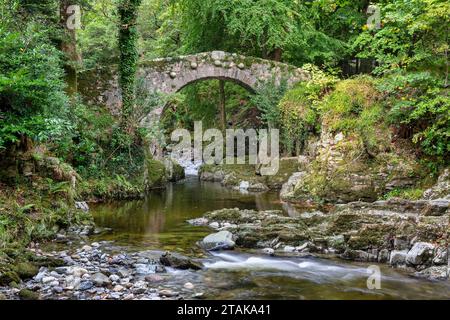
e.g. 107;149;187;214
219;80;226;132
118;0;142;130
271;48;283;62
60;0;82;96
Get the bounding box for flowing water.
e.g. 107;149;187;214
90;177;450;300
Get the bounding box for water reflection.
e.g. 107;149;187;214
91;177;281;251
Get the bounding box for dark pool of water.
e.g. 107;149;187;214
91;177;281;252
90;177;450;300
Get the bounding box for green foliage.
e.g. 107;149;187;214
278;83;320;154
0;22;68;149
318;76;389;155
78;0;119;69
378;71;449;160
354;0;449;78
251;78;288;129
0;181;93;250
382;187;425;201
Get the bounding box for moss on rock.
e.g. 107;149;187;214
15;262;39;280
18;289;39;300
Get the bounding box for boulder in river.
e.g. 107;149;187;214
406;242;435;266
91;272;111;287
200;231;235;251
159;252;202;270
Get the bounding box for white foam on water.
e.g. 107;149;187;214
206;252;370;280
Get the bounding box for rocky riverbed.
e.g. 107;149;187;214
0;235;205;300
189;197;450;281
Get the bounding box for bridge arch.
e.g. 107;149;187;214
139;51;310;128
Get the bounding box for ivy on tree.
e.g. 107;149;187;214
118;0;142;128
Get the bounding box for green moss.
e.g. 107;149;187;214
145;158;167;189
170;161;185;182
18;289;39;300
16;262;38;280
118;0;143;123
347;224;395;250
382;187;425;200
0;270;20;286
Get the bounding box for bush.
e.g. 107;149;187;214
378;72;449;162
318;76;389;155
0;22;68;150
278;83;319;154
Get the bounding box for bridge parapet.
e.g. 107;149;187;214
139;51;309;95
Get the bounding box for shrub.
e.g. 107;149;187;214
318;76;389;156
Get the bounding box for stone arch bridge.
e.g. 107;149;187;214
138;51;310;127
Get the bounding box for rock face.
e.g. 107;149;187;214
280;172;306;199
390;250;408;266
200;231;235;251
282;130;424;203
199;158;301;191
145;158;185;190
406;242;435;266
423;169;450;200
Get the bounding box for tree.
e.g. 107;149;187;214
354;0;449;80
118;0;142;129
60;0;83;95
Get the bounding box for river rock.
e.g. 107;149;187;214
64;275;81;290
113;285;124;292
262;248;275;256
280;172;305;199
422;199;450;216
200;231;235;250
390;250;408;266
415;266;448;280
183;282;194;290
209;222;220;229
42;276;57;284
432;246;448;265
79;280;94;291
187;217;209;226
75;201;90;212
341;249;369;262
68;266;88;277
378;249;390;263
406;242;434;266
91;273;111;287
109;274;120;282
283;246;296;253
160;252;202;270
159;289;178;297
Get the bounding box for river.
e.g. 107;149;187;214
89;177;450;300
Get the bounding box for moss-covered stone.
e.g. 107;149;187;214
18;289;39;300
282;76;428;204
200;158;299;191
16;262;39;280
0;269;20;286
145;158;167;189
